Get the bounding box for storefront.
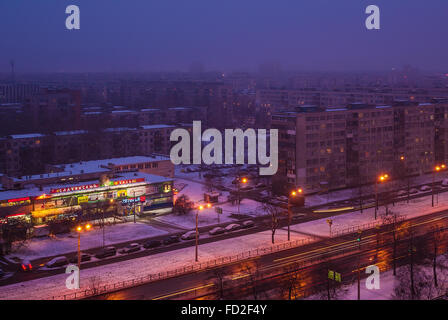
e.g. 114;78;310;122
0;173;174;227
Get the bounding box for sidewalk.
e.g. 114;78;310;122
1;190;448;300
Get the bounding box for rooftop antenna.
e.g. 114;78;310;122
10;60;15;83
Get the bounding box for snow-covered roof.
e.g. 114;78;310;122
55;155;170;172
54;130;87;136
140;124;175;130
9;133;44;139
0;172;172;201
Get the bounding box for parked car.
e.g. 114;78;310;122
162;235;180;245
181;231;197;240
409;188;419;194
95;246;117;259
20;259;33;272
293;214;306;221
397;190;407;197
143;240;162;249
420;185;431;191
255;183;266;188
225;223;241;232
241;220;255;228
120;243;141;254
46;256;69;268
442;179;448;187
69;253;91;264
209;227;225;235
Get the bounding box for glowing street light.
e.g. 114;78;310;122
76;224;92;270
287;188;303;241
237;177;248;214
375;173;389;220
432;164;446;207
195;204;210;262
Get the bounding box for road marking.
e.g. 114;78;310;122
152;283;214;300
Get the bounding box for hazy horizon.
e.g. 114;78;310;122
1;0;448;73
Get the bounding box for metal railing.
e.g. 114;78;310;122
51;214;407;300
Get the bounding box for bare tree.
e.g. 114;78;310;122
241;261;262;300
280;262;302;300
209;268;229;300
259;202;282;244
381;210;406;276
173;194;194;215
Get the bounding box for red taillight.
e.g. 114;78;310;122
21;264;26;271
28;264;32;270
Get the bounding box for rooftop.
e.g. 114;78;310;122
0;172;172;201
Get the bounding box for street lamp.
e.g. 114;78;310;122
287;188;302;241
76;223;92;271
432;164;446;207
237;177;248;214
195;204;211;262
375;173;389;220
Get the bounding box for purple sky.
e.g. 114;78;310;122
1;0;447;73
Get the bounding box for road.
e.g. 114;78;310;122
1;183;446;288
91;209;448;300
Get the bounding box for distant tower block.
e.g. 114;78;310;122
10;60;15;83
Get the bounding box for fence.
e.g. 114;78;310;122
52;214;407;300
331;214;407;237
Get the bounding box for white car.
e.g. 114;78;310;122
396;190;407;197
442;179;448;187
209;227;225;235
242;220;255;228
420;185;431;191
225;223;241;232
46;256;69;268
181;230;197;240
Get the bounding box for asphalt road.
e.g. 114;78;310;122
91;209;448;300
1;182;446;288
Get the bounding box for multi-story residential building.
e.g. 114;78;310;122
24;88;81;132
257;87;448;113
0;125;178;176
272;100;448;194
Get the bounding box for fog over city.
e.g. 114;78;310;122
1;0;448;73
2;0;448;307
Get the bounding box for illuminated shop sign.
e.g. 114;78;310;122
112;178;145;186
0;197;31;207
50;178;146;194
121;196;146;205
51;184;99;194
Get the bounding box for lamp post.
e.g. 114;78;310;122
375;173;389;220
237;177;248;214
432;164;445;207
76;223;92;271
287;188;302;241
195;203;211;262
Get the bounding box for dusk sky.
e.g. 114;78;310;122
1;0;447;73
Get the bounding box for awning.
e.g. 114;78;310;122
31;205;82;218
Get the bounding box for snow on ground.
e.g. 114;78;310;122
7;222;168;261
291;191;448;238
307;255;448;300
3;175;448;299
162;176;264;230
0;228;310;300
305;172;448;207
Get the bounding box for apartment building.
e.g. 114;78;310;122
272;100;447;193
0;125;177;176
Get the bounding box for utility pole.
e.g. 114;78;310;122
357;230;362;300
